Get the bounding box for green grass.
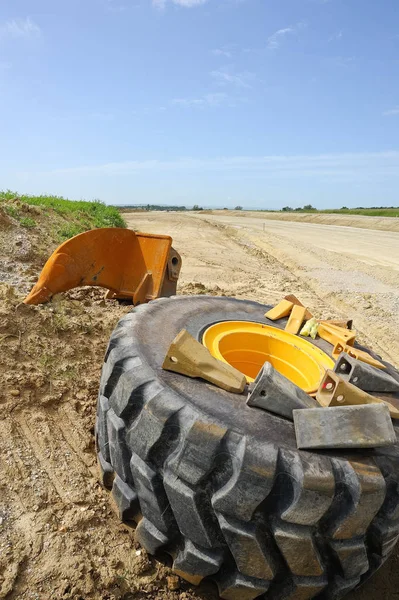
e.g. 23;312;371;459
19;216;37;228
0;190;126;239
318;208;399;217
260;207;399;218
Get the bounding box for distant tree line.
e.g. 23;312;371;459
281;205;399;212
281;204;316;212
346;205;399;210
118;204;247;212
119;204;188;211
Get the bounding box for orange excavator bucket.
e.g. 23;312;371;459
24;228;181;305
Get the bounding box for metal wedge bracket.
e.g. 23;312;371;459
316;369;399;419
294;404;396;450
162;329;246;394
246;362;318;420
334;353;399;393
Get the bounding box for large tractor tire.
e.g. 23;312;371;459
96;296;399;600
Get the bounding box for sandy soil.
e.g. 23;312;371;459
1;208;399;600
207;210;399;233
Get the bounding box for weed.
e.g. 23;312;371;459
51;311;72;332
19;216;37;228
40;353;56;376
58;223;86;241
4;205;20;219
58;364;78;381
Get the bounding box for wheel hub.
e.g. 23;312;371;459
202;320;334;394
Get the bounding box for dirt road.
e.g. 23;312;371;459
1;207;399;600
202;213;399;271
207;210;399;233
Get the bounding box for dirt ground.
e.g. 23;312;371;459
206;210;399;233
1;208;399;600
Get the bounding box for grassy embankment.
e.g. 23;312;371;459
316;208;399;217
265;207;399;217
0;190;126;240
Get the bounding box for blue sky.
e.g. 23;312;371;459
1;0;399;208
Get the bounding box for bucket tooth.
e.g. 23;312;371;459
334;353;399;394
294;403;396;450
284;294;313;320
265;299;293;321
316;370;399;419
320;319;353;330
285;305;307;335
162;329;246;394
247;362;318;420
332;343;386;370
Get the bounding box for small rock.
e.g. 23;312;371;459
167;575;180;591
10;389;20;397
15;302;35;314
59;526;67;533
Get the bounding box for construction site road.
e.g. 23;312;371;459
201;212;399;271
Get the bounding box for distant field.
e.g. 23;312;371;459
317;208;399;217
119;206;399;218
257;208;399;217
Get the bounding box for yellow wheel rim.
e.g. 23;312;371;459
202;321;334;394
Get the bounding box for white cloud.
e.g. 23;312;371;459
0;17;41;39
89;112;115;121
328;30;343;42
38;152;399;181
267;22;305;50
326;55;355;68
172;93;231;108
104;0;128;12
212;48;233;58
383;107;399;116
174;0;208;4
153;0;208;8
211;68;255;88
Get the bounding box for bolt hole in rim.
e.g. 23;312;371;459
203;321;334;394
